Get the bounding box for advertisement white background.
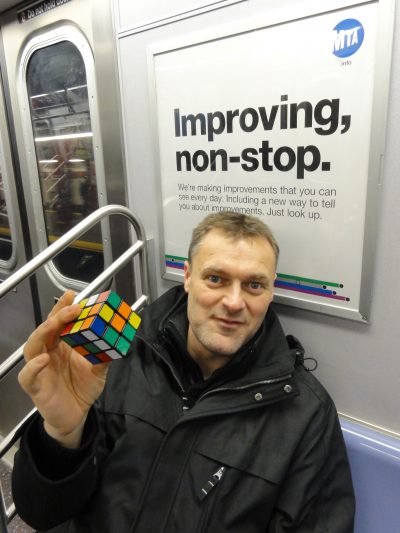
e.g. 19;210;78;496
152;2;378;320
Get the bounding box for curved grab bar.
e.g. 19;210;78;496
0;204;149;301
0;204;151;379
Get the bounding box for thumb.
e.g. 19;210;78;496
91;361;110;381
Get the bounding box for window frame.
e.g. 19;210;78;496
0;81;17;271
18;24;111;291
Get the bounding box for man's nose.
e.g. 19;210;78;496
222;284;245;313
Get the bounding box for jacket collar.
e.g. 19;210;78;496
138;285;296;391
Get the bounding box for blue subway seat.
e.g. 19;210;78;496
340;418;400;533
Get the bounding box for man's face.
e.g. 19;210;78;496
184;229;276;373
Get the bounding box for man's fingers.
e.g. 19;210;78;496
24;318;56;361
24;304;81;360
18;353;49;394
48;290;76;319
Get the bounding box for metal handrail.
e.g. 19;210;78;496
0;204;149;300
0;204;151;380
0;204;151;526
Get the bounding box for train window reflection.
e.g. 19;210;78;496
0;166;12;262
26;40;103;282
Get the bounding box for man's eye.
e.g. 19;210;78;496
208;275;221;284
248;281;263;291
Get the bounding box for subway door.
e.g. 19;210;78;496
0;0;133;322
0;71;36;435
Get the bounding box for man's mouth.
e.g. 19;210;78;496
213;316;245;328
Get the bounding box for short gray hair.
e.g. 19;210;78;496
188;211;279;264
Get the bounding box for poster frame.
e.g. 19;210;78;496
147;0;395;322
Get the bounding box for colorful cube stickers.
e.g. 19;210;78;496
60;290;141;365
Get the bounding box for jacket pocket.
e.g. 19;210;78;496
167;448;279;533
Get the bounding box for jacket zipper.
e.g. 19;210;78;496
199;466;226;501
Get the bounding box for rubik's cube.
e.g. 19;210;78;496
60;290;141;365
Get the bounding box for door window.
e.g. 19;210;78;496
26;40;104;282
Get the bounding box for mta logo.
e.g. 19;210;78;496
333;19;364;58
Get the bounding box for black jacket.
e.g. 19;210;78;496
12;285;355;532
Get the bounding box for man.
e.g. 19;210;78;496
12;212;355;532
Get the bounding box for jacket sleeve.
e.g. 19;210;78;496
268;383;355;532
11;408;102;531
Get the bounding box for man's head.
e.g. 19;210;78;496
184;212;279;376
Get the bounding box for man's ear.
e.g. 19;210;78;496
183;261;190;293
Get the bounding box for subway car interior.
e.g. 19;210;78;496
0;0;400;532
